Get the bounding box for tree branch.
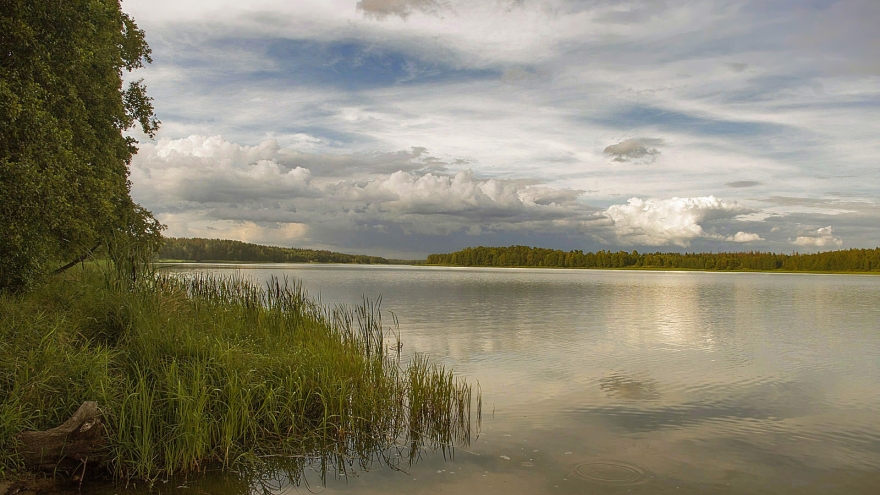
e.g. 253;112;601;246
53;242;102;275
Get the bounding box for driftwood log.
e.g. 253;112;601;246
16;402;109;471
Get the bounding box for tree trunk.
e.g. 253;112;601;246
16;402;109;471
52;242;102;276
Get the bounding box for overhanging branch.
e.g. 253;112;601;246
53;242;102;275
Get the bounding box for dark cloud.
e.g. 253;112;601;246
132;137;598;248
603;138;664;162
726;62;749;73
501;66;545;84
357;0;446;19
726;180;761;188
592;0;672;25
277;147;450;177
593;105;792;138
759;197;879;212
762;196;833;208
783;0;880;75
131;132;880;254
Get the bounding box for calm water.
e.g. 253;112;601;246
123;265;880;494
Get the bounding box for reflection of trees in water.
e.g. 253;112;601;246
599;372;660;401
244;416;479;494
83;370;479;495
92;276;482;495
242;357;480;495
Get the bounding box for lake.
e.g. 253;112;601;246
136;265;880;494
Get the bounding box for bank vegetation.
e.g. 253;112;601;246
158;238;401;265
427;246;880;272
0;267;477;481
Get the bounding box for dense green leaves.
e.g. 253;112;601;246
159;238;393;264
427;246;880;272
0;0;161;291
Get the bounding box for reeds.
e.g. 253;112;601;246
0;268;479;482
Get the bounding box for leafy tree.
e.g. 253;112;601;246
0;0;161;291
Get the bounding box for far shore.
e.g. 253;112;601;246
154;260;879;275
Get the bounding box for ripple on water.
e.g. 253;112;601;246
573;461;650;485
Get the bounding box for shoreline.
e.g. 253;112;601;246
0;269;476;482
423;264;880;275
156;260;880;275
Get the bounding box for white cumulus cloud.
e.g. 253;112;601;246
791;226;843;247
726;231;764;243
603;196;754;247
131;136;317;204
128;134;861;255
130;135;594;242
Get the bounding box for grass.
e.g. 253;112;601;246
0;266;478;482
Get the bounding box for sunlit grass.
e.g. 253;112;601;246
0;268;478;481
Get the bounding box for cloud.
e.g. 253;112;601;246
131;135;595;242
603;138;664;162
726;231;764;243
275;146;454;177
761;196;869;209
602;196;754;247
787;0;880;75
725;180;761;188
592;0;673;25
133;136;455;191
131;136;319;204
357;0;445;19
160;215;309;247
759;196;879;216
320;169;592;236
790;226;843;248
132;135;871;254
111;0;880;254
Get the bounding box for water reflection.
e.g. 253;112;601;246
599;372;661;401
152;265;880;494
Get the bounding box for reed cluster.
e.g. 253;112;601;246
0;268;478;481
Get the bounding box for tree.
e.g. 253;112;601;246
0;0;161;291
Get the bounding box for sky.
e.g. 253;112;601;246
121;0;880;258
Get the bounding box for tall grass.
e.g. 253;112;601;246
0;267;479;482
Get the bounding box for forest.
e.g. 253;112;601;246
426;245;880;272
158;237;395;264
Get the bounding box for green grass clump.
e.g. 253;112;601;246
0;268;478;481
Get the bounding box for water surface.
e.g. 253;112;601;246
143;265;880;494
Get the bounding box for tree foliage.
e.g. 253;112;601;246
158;238;394;265
0;0;161;291
427;245;880;272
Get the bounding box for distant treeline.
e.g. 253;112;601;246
158;238;394;264
426;246;880;272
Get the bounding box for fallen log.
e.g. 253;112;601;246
16;402;109;472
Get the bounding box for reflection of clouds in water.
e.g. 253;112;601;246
650;280;719;353
160;265;880;491
599;275;725;355
599;371;660;401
